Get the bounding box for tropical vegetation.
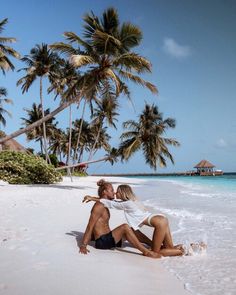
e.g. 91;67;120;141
0;8;180;179
0;151;62;184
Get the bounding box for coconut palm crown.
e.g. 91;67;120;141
119;104;180;170
50;7;157;103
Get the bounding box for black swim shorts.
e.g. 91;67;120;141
95;232;122;249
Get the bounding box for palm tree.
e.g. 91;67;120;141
0;18;20;74
0;7;157;146
17;43;60;163
73;119;92;163
119;104;180;170
0;87;13;129
89;124;111;156
48;127;67;162
48;60;80;173
21;103;57;154
88;88;119;160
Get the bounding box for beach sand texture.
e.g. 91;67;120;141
0;177;189;295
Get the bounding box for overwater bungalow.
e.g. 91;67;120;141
194;159;223;176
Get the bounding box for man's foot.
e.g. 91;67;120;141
143;250;162;259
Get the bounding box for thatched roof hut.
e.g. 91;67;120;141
0;131;27;152
194;160;215;168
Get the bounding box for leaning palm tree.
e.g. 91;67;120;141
0;18;20;74
17;43;60;163
0;7;157;147
0;87;13;129
119;104;180;170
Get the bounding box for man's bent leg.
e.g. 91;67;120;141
112;224;161;258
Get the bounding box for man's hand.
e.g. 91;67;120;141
79;245;90;254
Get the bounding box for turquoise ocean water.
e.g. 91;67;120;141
129;174;236;295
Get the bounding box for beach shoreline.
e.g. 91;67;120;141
0;176;190;295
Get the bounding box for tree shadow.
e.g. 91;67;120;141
24;184;95;190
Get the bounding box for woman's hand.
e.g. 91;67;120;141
83;195;92;203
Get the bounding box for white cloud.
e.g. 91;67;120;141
216;138;228;148
163;37;192;59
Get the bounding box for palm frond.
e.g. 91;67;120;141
118;70;158;94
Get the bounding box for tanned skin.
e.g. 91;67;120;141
79;185;160;258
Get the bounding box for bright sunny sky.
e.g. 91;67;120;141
1;0;236;174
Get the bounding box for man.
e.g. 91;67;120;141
79;180;160;258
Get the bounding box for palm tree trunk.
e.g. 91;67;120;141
40;138;43;154
55;156;108;171
73;99;86;164
66;105;73;181
40;77;50;164
0;97;80;145
88;126;101;161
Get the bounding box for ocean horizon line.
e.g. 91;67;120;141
91;172;236;177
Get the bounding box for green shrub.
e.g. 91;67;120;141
60;170;88;177
0;151;62;184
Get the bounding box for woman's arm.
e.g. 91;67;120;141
83;195;100;203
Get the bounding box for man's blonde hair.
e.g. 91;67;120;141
117;185;137;201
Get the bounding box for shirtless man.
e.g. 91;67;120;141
79;180;160;258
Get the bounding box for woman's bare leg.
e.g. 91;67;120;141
111;224;161;258
149;216;183;256
132;229;152;247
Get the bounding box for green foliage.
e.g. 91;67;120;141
0;151;62;184
60;170;88;177
39;153;59;167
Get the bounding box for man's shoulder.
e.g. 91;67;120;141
91;201;106;213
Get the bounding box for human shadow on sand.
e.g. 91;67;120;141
66;230;142;256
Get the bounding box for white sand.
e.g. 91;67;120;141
0;176;190;295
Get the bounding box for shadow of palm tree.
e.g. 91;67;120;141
24;184;95;190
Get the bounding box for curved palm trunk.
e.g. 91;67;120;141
55;156;108;171
0;97;80;145
73;99;86;164
40;77;51;164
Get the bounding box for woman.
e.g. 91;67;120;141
84;180;187;257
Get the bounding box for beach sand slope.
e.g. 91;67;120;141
0;177;189;295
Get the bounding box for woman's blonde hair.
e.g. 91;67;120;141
117;185;137;201
97;179;112;197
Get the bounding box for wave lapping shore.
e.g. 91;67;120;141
134;176;236;295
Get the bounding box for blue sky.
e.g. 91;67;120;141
1;0;236;174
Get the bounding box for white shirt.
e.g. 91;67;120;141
100;199;151;230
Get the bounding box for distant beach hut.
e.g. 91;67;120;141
0;132;27;153
194;159;223;176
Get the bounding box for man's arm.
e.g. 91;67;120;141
79;203;104;254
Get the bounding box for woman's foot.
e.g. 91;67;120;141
183;242;207;256
144;250;162;259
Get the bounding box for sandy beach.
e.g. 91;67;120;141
0;176;190;295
